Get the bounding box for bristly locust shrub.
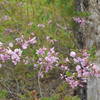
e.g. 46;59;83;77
36;47;100;88
0;36;100;89
60;50;100;88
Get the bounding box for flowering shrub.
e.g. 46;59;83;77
60;50;100;88
35;48;100;88
0;37;99;89
36;47;59;78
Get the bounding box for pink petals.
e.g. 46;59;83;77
73;17;86;26
36;47;47;55
21;37;37;49
70;51;76;58
60;50;100;88
0;48;22;65
15;35;37;49
0;37;99;89
36;47;59;78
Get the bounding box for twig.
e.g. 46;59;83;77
38;67;43;97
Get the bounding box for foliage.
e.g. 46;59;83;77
0;90;8;99
64;96;80;100
0;0;92;100
41;95;80;100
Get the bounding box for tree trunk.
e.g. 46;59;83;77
81;0;100;100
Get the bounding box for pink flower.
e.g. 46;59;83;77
70;51;76;57
28;37;37;44
45;65;51;72
71;81;79;88
36;47;47;55
45;56;58;64
7;48;22;65
76;65;81;71
83;71;90;77
73;58;79;63
0;54;10;62
77;71;82;77
37;47;59;75
65;77;79;88
15;36;24;43
77;57;83;62
22;42;29;49
83;52;90;57
61;65;68;70
16;36;36;49
95;73;100;77
37;24;45;28
49;47;55;53
11;53;20;65
8;42;14;48
93;64;100;75
92;64;97;70
14;48;22;56
73;17;85;25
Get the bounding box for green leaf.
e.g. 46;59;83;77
66;72;72;77
0;90;8;98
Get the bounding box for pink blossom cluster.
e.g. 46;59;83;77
15;35;37;49
65;77;79;88
60;65;69;70
0;53;10;62
36;47;47;55
60;50;100;88
0;46;10;63
36;47;59;78
7;48;22;65
0;34;36;66
0;36;100;89
73;17;85;26
0;47;22;65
